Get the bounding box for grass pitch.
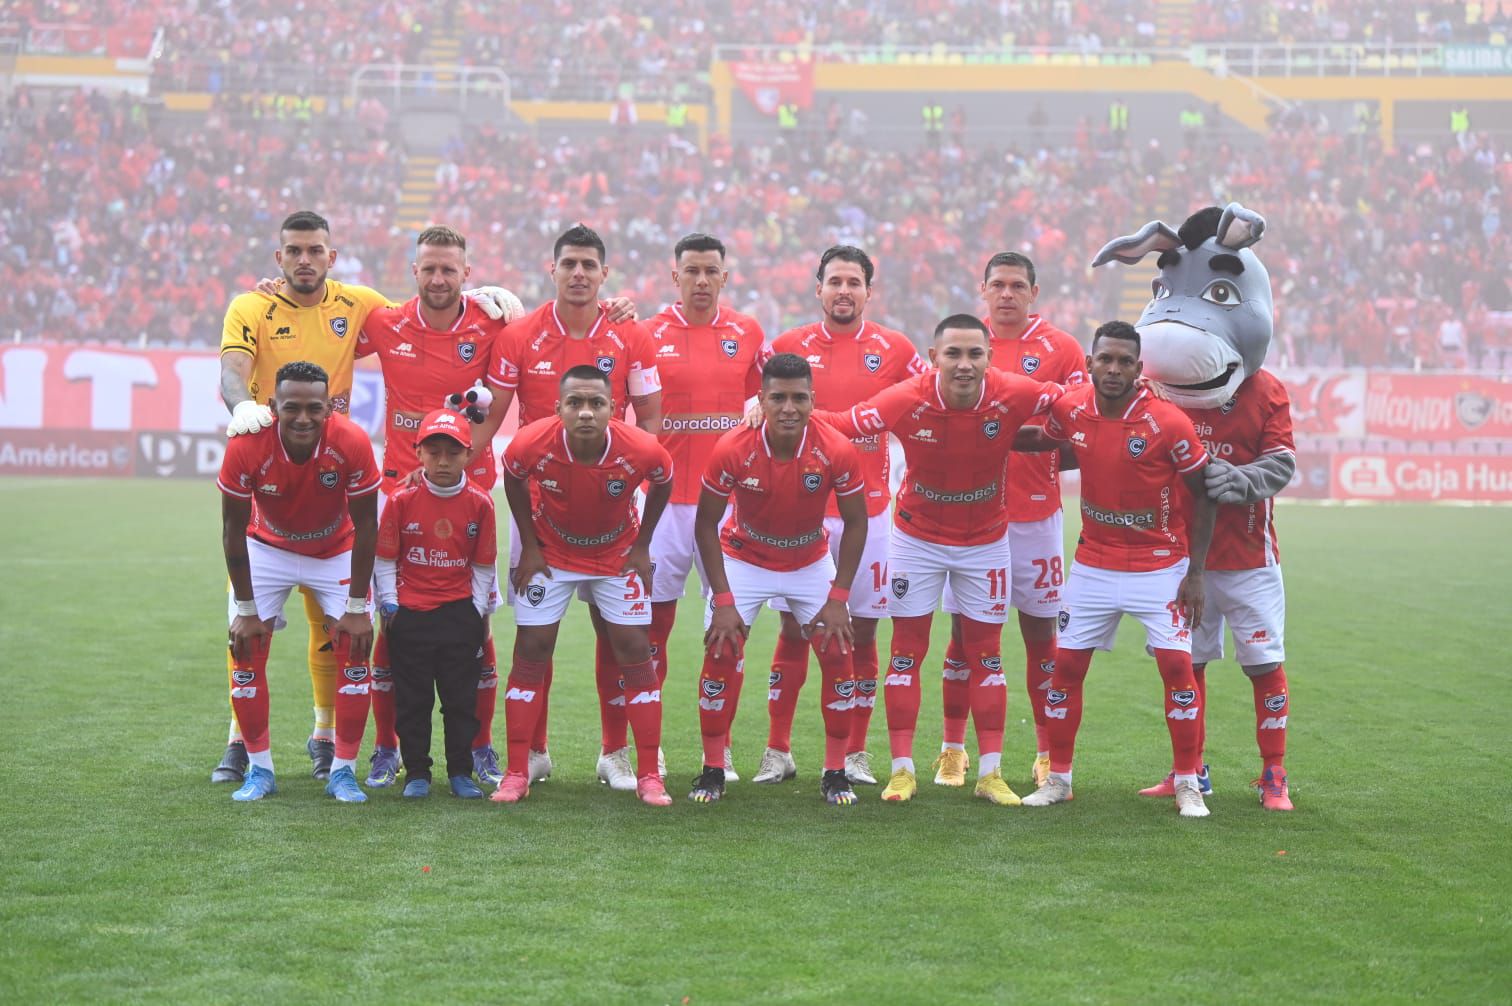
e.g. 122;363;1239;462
0;480;1508;1003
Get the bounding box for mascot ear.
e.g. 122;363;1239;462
1091;220;1182;267
1216;202;1266;250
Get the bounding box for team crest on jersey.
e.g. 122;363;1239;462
1046;689;1067;705
890;575;909;599
720;338;738;358
595;356;615;374
890;656;915;672
702;679;726;698
331;318;348;338
319;471;339;489
457;341;477;364
802;473;822;493
983;420;1001;439
834;680;857;698
1127;436;1147;458
525;584;546;606
343;667;368;682
606;479;626;498
466;521;479;538
1171;689;1197;707
1220;396;1237;414
863;353;882;373
1057;611;1070;630
1021;356;1041;375
1264;694;1287;712
232;670;255;686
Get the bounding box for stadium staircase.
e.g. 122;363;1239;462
1154;0;1196;48
1115;168;1177;321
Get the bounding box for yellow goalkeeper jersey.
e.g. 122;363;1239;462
220;280;392;414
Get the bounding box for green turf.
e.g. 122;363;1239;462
0;480;1508;1003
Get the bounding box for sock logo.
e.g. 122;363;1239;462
343;667;369;682
857;679;876;694
231;670;255;686
1171;689;1197;707
982;656;1002;672
1264;694;1287;712
891;656;916;672
1168;707;1200;720
769;671;782;686
628;690;662;704
1046;689;1067;705
834;680;857;698
699;697;726;711
505;687;537;702
372;666;391;679
890;575;909;600
1260;715;1288;730
942;666;970;682
981;673;1007;687
884;674;913;687
230;686;257;699
702;679;726;698
338;683;370;696
1039;660;1055;674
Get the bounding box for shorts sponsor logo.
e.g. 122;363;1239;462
1248;629;1270;643
1046;689;1067;705
595;356;615;374
525;584;546;606
720;338;739;358
1127;436;1147;458
891;575;909;599
863;353;882;373
1171;689;1197;707
983;420;1001;439
1021;356;1041;375
1264;694;1287;713
319;470;340;489
702;679;726;698
606;478;627;498
232;670;255;686
331;318;348;337
457;341;476;363
1057;611;1070;630
890;656;915;672
343;667;369;682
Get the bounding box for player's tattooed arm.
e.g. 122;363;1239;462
1204;453;1295;505
630;390;663;435
1175;468;1218;630
222;494;271;661
504;473;551;593
694;488;746;658
220;351;254;411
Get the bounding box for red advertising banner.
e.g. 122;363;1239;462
1330;453;1512;502
730;61;816;114
1273;369;1366;437
1362;374;1512;442
0;428;134;476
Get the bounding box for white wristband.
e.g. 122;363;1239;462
234;599;258;617
345;597;368;615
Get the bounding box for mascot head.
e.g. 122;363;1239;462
1092;203;1272;409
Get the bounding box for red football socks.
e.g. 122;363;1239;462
765;632;809;753
1045;647;1092;774
940;632;970;746
504;656;550;775
847;636;879;753
1023;633;1058;752
1251;665;1289;770
472;635;497;749
1153;648;1202;776
621;658;662;778
370;630;398;749
813;636;856;772
228;637;273;755
884;614;933;761
960;617;1007;760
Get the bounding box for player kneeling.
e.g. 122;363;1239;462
374;411;499;800
217;362;379;803
693;353;868;806
496;366;676;807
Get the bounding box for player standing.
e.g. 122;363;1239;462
823;315;1062;804
483;224;662;785
496;366;676;807
1017;322;1217;817
217;362;379;802
757;245;928;787
1138;369;1295;811
692;353;868;806
629;233;769;791
355;225;508;789
936;253;1087;788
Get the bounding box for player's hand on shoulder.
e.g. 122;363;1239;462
602;295;637;323
466;286;525;322
253;276;283;296
743;401;762;428
1203;458;1247;504
227;400;275;438
1138;377;1172;402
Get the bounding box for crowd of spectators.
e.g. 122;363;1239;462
1;84;1506;371
1189;1;1507;47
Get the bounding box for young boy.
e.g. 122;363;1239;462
375;410;500;798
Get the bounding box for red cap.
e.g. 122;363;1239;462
415;409;472;449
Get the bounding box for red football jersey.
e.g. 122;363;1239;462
771;321;927;518
502;417;673;575
217;412;380;559
701;421;864;571
377;479;498;610
488;301;661;426
649;303;770;504
986;315;1088;522
1046;385;1210;572
826;369;1061;547
357;295;503;492
1183;369;1294;570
